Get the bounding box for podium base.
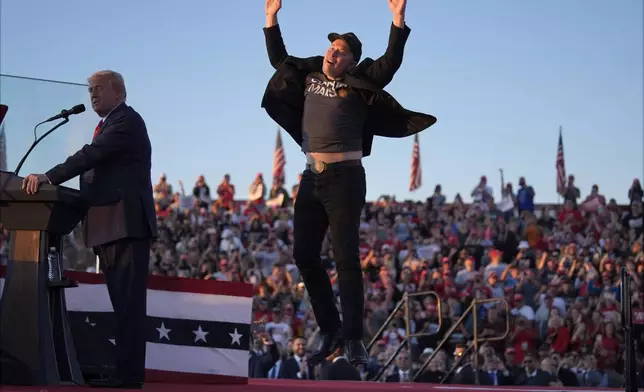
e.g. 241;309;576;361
0;349;34;385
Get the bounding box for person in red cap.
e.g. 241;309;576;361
261;0;436;366
484;249;506;278
512;293;535;321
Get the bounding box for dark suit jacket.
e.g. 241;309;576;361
322;357;361;381
277;356;314;380
261;23;437;158
248;344;280;378
415;370;446;383
514;368;555;386
46;103;157;247
477;369;515;386
385;367;417;382
558;367;580;387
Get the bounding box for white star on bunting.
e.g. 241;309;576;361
193;325;209;343
156;322;171;341
229;328;242;346
85;317;96;327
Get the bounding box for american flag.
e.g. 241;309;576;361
272;127;285;186
0;266;253;385
409;134;422;192
556;126;566;195
0;105;8;171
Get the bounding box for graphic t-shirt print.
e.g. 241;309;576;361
306;75;348;99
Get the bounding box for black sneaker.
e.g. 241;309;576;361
310;330;344;364
345;340;368;366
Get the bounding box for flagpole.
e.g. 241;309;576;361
557;126;563;206
409;134;421;193
0;105;8;172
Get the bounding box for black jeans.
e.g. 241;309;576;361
293;164;366;340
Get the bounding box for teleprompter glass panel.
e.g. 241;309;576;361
0;75;98;270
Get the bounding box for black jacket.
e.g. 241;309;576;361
277;356;314;380
46;103;158;246
385;367;417;383
261;23;436;157
248;344;279;378
321;357;362;381
477;369;515;386
514;368;556;386
452;364;514;386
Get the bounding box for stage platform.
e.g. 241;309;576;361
1;379;622;392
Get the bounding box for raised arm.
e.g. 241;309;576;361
362;0;411;89
263;0;288;69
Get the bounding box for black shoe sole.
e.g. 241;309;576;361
348;356;368;366
310;340;344;364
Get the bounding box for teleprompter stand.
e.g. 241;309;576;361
0;170;86;386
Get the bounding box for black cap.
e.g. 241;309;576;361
328;32;362;62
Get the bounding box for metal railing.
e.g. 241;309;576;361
621;267;637;392
366;291;442;381
413;297;510;384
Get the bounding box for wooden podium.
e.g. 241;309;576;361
0;170;86;386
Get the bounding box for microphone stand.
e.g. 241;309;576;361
10;117;76;288
13;118;69;176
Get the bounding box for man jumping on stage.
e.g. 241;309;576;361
261;0;436;366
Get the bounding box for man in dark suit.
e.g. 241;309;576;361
513;352;556;386
320;352;362;381
249;333;279;378
385;351;416;383
278;337;314;380
262;0;436;366
22;70;157;389
477;354;514;386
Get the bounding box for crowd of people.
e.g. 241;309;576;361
59;172;644;387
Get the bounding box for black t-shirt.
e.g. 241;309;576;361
301;72;368;153
562;186;580;207
538;216;556;231
623;212;644;236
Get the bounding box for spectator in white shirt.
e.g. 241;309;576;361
266;308;292;346
472;176;494;204
511;294;535;321
455;257;477;286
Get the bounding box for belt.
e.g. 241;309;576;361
305;159;362;174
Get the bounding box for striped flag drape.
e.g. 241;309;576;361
0;266;253;384
409;134;421;192
272;127;285;186
556;126;566;195
0;105;7;171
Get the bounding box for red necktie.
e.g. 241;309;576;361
93;119;104;140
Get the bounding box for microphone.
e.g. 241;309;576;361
13;104;86;176
44;104;86;123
